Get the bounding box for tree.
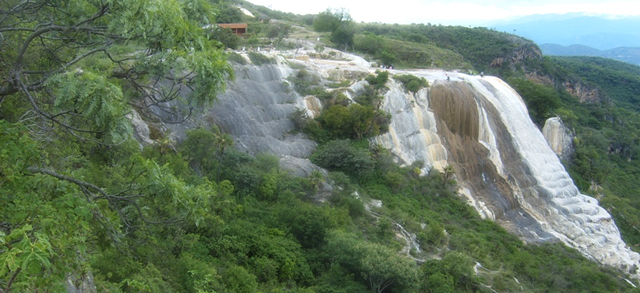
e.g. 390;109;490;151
324;231;419;293
331;23;356;51
380;51;397;67
312;9;342;32
360;242;420;293
312;8;354;51
355;33;385;55
0;0;232;141
181;127;233;181
0;0;232;290
208;27;241;49
266;22;292;44
310;139;375;179
422;252;479;292
215;2;244;24
509;79;561;125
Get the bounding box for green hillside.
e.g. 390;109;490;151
2;1;640;292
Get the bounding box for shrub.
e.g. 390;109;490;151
394;74;429;93
310;139;375;179
248;52;275;65
227;52;247;65
208;27;240;49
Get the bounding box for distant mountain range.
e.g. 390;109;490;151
486;13;640;66
540;44;640;66
489;13;640;50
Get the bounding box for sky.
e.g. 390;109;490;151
246;0;640;26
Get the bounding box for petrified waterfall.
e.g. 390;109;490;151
159;50;640;276
376;73;640;276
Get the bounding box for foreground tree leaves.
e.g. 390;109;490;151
0;0;232;142
0;121;231;291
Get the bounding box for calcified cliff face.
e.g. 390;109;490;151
151;47;639;276
376;72;640;276
156;54;325;177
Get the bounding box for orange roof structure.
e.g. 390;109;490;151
217;23;247;36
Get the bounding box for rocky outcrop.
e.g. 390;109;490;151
491;42;542;69
542;117;574;160
66;268;96;293
525;72;554;86
160;54;323;176
563;80;603;103
128;110;154;146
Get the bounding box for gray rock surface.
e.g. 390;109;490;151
542;116;574;160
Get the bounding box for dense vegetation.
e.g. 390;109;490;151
2;0;640;292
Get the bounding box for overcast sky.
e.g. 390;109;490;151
247;0;639;26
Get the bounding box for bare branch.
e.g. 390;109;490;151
27;45;110;90
26;167;109;198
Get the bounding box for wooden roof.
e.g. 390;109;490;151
217;23;248;29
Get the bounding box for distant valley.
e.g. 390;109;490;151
540;44;640;66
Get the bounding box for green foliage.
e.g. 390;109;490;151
394;74;429;93
46;71;131;143
4;3;640;292
1;0;232;142
289;69;322;96
215;2;244;23
312;9;343;32
121;264;173;293
307;71;391;141
379;51;397;66
327;80;351;89
0;225;54;288
318;104;357;139
324;231;420;293
354;23;533;72
248;52;276;65
312;9;355;50
227;52;248;65
423;252;478;292
220;265;258;292
509;78;561;125
365;70;390;89
266;22;292;41
208;27;241;49
311;139;375;179
277;203;335;249
330;23;356;50
181;127;233;181
549;56;640;110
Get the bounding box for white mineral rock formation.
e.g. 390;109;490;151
161;45;640;277
542;116;574;160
